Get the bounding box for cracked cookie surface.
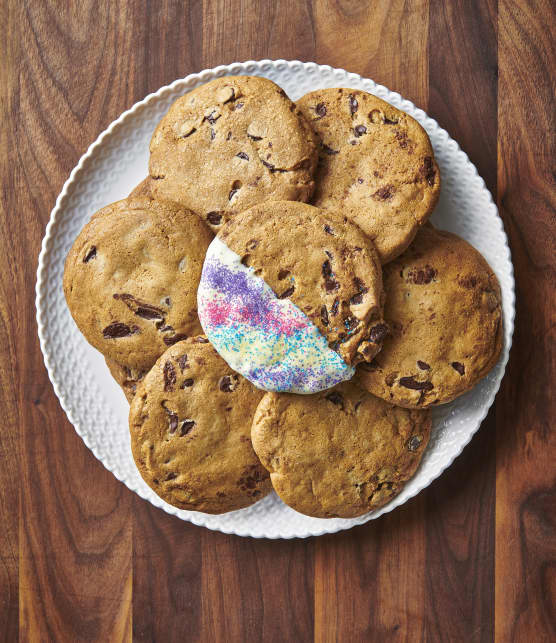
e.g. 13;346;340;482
63;197;213;370
251;381;431;518
217;201;386;366
355;225;503;407
129;338;271;513
297;88;440;263
149;76;318;231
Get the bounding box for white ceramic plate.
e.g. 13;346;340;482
36;60;514;539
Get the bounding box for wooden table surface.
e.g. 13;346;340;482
1;1;554;641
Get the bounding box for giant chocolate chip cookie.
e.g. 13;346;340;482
63;197;213;370
297;88;440;263
129;338;271;513
356;225;503;407
149;76;318;231
251;380;431;518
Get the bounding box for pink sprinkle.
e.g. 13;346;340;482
204;300;230;326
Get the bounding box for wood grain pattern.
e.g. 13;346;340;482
202;0;314;65
312;3;430;641
425;2;498;641
0;1;554;641
311;0;429;109
315;500;427;642
496;1;556;640
200;533;314;642
0;2;20;639
124;4;318;642
133;500;202;641
15;2;134;640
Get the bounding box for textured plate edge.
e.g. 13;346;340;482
35;59;515;539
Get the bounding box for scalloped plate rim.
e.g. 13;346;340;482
35;59;515;539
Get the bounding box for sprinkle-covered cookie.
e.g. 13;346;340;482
198;201;386;393
149;76;318;231
356;225;503;407
129;338;271;513
63;197;213;370
251;381;431;518
297;88;440;263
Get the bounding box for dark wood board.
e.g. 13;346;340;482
0;1;554;641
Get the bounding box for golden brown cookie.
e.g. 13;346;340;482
129;338;271;513
128;177;153;198
356;226;503;407
216;201;386;366
297;88;440;263
63;197;213;370
251;381;431;518
149;76;318;231
105;358;146;403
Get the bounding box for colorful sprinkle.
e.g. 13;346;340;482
198;237;354;393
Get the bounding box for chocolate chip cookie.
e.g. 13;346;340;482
297;88;440;263
129;338;271;513
149;76;318;231
251;381;431;518
63;197;213;370
215;200;386;366
105;357;146;403
356;225;503;407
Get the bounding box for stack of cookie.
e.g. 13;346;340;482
64;76;502;518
